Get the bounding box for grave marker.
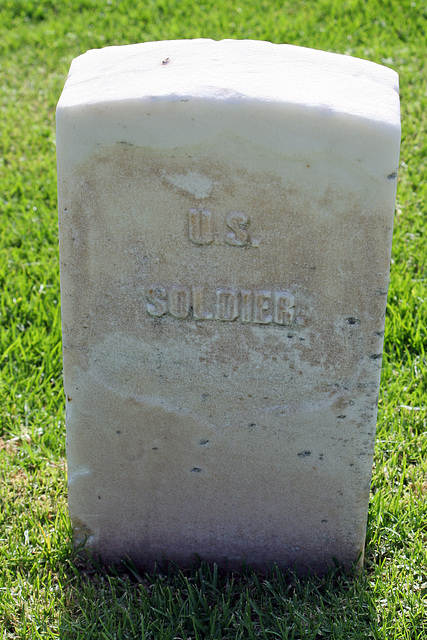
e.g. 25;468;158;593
57;39;400;573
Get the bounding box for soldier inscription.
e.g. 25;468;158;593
57;39;400;574
146;285;295;324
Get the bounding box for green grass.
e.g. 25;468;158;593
0;0;426;637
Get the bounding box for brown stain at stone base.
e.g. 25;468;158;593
72;518;95;547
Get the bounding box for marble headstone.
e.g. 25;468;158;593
57;39;400;574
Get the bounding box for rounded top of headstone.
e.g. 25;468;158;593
58;39;399;127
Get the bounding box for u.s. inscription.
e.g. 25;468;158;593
146;285;295;325
189;209;260;247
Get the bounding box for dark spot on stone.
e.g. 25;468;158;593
370;353;382;360
319;454;324;460
375;330;384;337
387;172;397;180
199;439;209;445
287;334;293;339
191;467;202;473
152;447;158;450
116;430;121;434
297;451;311;458
337;415;346;419
67;396;72;402
321;519;328;523
98;495;101;500
248;423;256;427
347;317;360;325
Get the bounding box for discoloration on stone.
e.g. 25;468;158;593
165;171;213;198
57;39;400;574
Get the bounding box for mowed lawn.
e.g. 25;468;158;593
0;0;426;638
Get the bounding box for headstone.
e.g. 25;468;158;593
57;39;400;574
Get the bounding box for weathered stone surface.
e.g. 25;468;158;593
57;39;400;574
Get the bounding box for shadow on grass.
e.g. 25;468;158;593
59;548;379;639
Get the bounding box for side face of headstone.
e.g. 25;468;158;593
57;40;400;574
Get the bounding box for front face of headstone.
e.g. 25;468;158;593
57;40;400;574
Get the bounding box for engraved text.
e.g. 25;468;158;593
146;285;295;325
189;209;259;247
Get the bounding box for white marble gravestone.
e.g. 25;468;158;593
57;39;400;574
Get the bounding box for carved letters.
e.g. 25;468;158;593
188;209;214;245
146;285;295;325
189;209;258;247
146;209;293;325
225;211;250;246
